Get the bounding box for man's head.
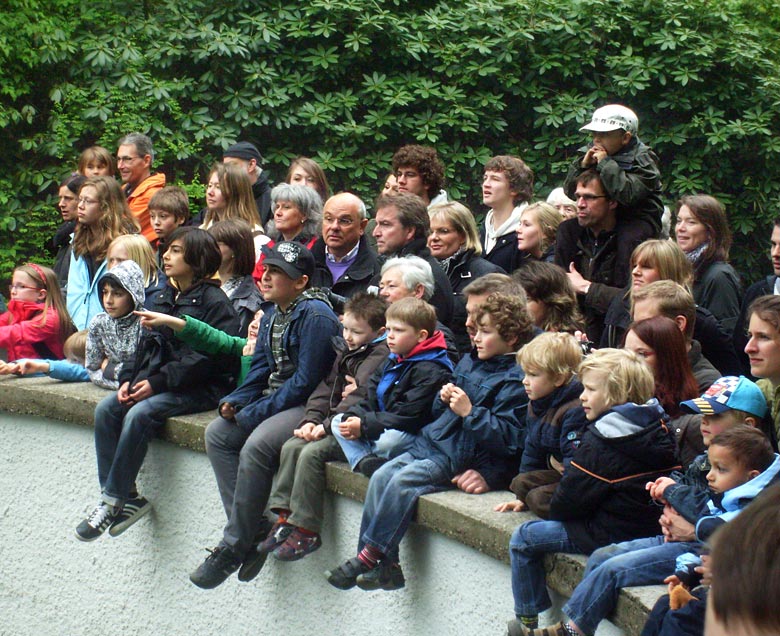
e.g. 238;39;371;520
482;155;534;209
462;273;525;340
260;241;315;310
223;141;263;185
706;425;774;494
771;218;780;277
378;256;434;303
392;145;445;204
631;280;696;342
117;133;153;188
342;292;387;351
321;192;367;258
372;193;429;255
580;104;638;155
385;297;437;357
573;170;617;234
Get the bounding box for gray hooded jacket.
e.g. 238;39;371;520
85;260;145;390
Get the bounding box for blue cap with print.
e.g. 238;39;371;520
680;375;767;419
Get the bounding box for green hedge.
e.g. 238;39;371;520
1;0;779;283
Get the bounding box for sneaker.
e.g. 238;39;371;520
356;560;405;591
325;556;371;590
75;502;118;542
355;455;388;478
237;522;274;582
507;620;568;636
189;546;242;589
273;528;322;562
109;496;151;537
257;520;293;554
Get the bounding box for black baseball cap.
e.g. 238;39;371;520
263;241;315;280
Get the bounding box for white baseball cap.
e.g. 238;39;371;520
580;104;638;135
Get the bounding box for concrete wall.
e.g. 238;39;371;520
1;412;536;636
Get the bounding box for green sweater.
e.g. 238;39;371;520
179;316;252;384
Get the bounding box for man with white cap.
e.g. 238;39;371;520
563;103;663;236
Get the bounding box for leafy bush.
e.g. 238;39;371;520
1;0;779;283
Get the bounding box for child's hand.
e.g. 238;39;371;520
663;574;682;587
447;386;472;417
581;147;600;167
339;416;362;440
440;382;455;403
696;554;712;586
494;500;526;512
451;469;489;494
16;360;47;375
0;360;22;375
128;379;153;403
342;375;358;400
242;339;257;357
647;477;676;502
220;402;237;420
117;381;133;404
134;310;186;332
591;147;608;164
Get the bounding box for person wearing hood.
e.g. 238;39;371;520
190;240;341;589
507;348;679;636
85;260;145;390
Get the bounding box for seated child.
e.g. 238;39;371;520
506;349;678;634
325;293;531;592
513;374;768;636
0;263;75;362
564;104;663;236
0;330;89;382
86;260;144;390
495;332;587;518
74;227;239;542
260;293;390;561
331;297;454;477
106;234;166;305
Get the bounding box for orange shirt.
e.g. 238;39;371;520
126;173;166;242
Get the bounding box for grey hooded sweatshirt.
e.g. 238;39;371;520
85;260;145;390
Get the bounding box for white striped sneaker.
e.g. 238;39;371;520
75;502;118;541
109;496;152;537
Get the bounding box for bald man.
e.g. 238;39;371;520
310;192;380;300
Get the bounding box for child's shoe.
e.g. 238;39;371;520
274;528;322;561
325;557;371;589
75;502;118;541
355;455;388;478
257;520;293;554
356;560;405;591
190;546;242;589
507;620;569;636
109;496;151;537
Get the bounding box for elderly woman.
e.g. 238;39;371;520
428;202;503;353
675;195;742;336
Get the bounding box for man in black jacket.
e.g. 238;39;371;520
370;193;454;327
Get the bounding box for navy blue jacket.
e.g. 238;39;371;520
222;292;340;431
415;351;528;489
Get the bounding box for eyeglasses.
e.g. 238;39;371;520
323;216;355;227
78;197;99;205
116;155;140;165
575;194;608;202
9;284;40;292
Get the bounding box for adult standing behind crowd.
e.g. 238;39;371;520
222;142;272;227
370;193;453;327
310;192;379;302
116;133;166;243
515;201;560;265
286;157;330;204
481;155;534;273
674;195;742;336
51;174;86;290
200;162;270;261
428;201;503;353
392;144;447;207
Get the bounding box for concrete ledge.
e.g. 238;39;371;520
0;375;664;634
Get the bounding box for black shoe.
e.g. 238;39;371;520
356;455;388;478
325;557;371;590
109;496;151;537
237;522;274;582
356;560;405;591
189;546;242;589
75;502;118;542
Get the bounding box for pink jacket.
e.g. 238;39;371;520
0;300;65;361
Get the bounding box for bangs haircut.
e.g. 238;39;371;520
208;218;256;276
344;292;388;332
483;155;534;204
579;348;655;407
631;239;692;288
78;145;115;176
710;425;774;474
517;331;582;379
108;234;159;287
392;145;445;199
748;294;780;334
385;297;437;336
428;201;482;253
167;226;222;281
149;185;190;222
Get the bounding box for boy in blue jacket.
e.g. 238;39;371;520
332;297;454;476
495;332;587;518
325;292;532;591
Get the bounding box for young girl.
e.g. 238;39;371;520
106;233;166;305
74;227;240;541
506;349;679;635
515;201;560;263
623;315;701;466
78;146;115;177
0;263;75;361
208;219;263;338
66;176;139;329
286;156;330;203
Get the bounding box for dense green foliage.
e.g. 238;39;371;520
1;0;779;283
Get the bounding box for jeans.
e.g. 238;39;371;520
331;413;416;469
509;520;582;618
205;406;304;555
95;390;215;506
563;536;698;635
358;451;452;562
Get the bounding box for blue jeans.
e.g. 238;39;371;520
509;520;582;617
562;536;698;635
94;390;215;506
358;451;452;562
331;413;416;469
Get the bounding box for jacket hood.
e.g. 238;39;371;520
395;330;451;366
98;260;146;312
297;287;334;308
595;399;667;438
